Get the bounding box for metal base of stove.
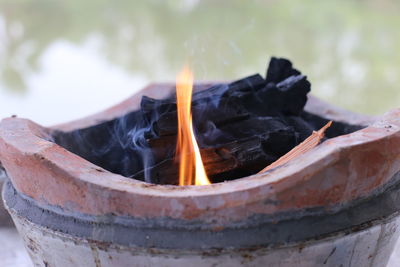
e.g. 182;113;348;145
6;204;399;267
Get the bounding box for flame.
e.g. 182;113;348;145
175;66;211;186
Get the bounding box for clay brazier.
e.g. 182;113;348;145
0;83;400;267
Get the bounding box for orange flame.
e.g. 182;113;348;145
175;66;211;186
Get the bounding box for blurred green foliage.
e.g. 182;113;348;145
0;0;399;114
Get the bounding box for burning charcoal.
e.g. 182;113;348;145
144;72;310;140
201;117;291;145
140;95;173;118
147;117;293;163
132;135;272;185
134;127;297;184
147;135;176;160
133;58;313;183
149;112;178;137
141;74;266;119
53;57;331;185
53;110;154;178
149;101;250;138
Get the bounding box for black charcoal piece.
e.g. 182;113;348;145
133;131;293;185
52;57;364;185
277;75;311;115
266;57;301;84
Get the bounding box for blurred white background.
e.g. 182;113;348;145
1;0;399;126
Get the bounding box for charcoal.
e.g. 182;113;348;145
141;74;266;118
265;57;301;84
261;128;299;157
144;72;310;140
133;58;313;184
149;101;250;138
147;116;292;165
220;74;266;98
244;76;311;117
277;75;311;115
202;117;290;145
147;135;176;160
133;130;295;184
300;111;364;138
53;57;345;185
282;116;314;141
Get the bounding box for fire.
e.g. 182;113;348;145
175;66;211;186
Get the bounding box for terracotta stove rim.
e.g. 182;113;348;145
0;109;398;198
0;82;399;219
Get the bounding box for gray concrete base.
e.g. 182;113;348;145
8;208;400;267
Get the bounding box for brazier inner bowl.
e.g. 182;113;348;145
1;83;400;267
